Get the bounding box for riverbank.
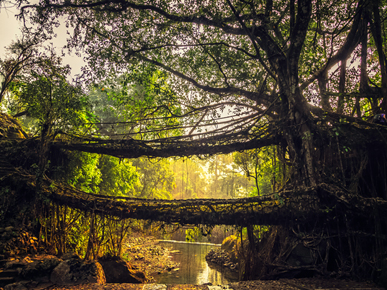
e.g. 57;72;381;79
0;236;384;289
123;236;180;282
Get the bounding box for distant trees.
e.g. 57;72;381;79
169;151;282;200
131;157;175;199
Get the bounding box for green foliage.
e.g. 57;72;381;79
91;69;183;140
233;147;283;196
51;152;140;196
130;157;175;199
7;53;95;136
185;228;203;242
98;156;138;196
0;35;44;104
65;152;101;193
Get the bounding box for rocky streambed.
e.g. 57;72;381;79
205;248;239;272
123;236;180;281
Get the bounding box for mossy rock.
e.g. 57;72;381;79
221;235;238;253
0;113;28;139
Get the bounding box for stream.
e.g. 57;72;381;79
154;240;238;285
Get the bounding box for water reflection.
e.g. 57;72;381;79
154;241;237;285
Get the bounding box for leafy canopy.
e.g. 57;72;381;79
8;53;94;135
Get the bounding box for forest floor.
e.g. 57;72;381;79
1;235;384;289
43;277;384;289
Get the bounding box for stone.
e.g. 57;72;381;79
5;260;25;269
20;257;61;279
206;248;238;272
50;262;73;285
99;256;146;283
61;252;81;260
4;281;28;290
50;258;106;285
4;227;14;232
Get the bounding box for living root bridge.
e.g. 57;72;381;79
39;182;387;226
46;187;323;226
0;167;320;226
50;187;322;226
2;167;387;226
0;168;351;225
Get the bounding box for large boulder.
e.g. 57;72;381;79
4;281;28;290
98;256;146;283
50;255;105;285
20;256;61;279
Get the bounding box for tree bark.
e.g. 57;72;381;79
369;0;387;111
337;59;347;114
318;70;332;111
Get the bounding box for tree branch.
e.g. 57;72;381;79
300;0;367;91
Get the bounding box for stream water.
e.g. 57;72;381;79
154;240;238;285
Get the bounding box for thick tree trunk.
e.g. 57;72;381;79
337;59;347;114
369;0;387;111
318;70;332;111
281;90;318;187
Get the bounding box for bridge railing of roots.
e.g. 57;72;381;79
51;109;281;159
